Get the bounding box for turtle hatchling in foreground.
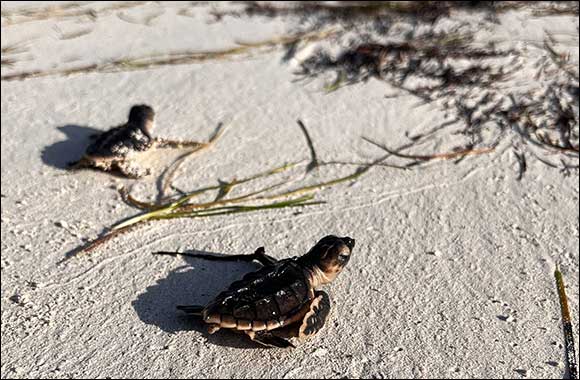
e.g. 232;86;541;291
155;235;355;348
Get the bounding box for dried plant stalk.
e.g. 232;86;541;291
362;136;495;161
554;265;578;380
1;29;336;81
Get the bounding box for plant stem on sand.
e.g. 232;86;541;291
70;161;368;259
554;264;578;379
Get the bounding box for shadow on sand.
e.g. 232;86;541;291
132;249;266;349
41;124;102;169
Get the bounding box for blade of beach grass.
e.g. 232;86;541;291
362;136;495;161
214;179;238;201
1;46;252;81
1;2;148;27
260;164;372;201
514;151;527;181
114;161;368;231
1;30;336;81
114;183;232;229
554;264;578;380
177;161;304;207
119;184;227;226
155;195;324;219
114;176;295;230
157;161;302;209
122;161;301;211
76;157;382;258
173;201;326;218
72;196;322;258
120;187;169;211
297;119;319;172
320;160;410;170
324;71;346;92
109;149;396;252
72;158;379;258
121;183;225;211
234;28;338;48
68;224;140;259
175;181;290;213
158;122;228;202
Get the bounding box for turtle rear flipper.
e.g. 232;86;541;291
246;331;295;349
115;160;151;179
298;291;331;341
67;156;93;170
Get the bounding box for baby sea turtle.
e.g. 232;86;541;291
69;104;209;178
155;235;355;348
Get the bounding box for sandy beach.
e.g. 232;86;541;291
1;2;578;378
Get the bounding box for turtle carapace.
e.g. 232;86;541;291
155;235;355;348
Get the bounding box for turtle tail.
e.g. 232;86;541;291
176;305;204;316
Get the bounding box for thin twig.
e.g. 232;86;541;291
66;224;140;260
156;196;324;219
157;122;228;202
123;161;301;211
362;136;495;161
260;165;371;201
116;164;302;230
554;264;578;380
514;151;527;181
1;30;336;81
297;119;319;172
72;195;321;257
214;179;238;201
319;160;410;170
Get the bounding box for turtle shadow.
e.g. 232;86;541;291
132;249;267;349
41;124;102;169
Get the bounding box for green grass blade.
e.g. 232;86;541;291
261;165;371;201
178;180;290;212
113;164;300;230
156;195;324;219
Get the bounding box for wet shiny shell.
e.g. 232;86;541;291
202;259;313;332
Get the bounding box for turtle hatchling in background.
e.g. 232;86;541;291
155;235;355;348
68;104;208;178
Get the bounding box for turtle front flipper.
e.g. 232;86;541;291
297;291;331;342
246;330;295;348
153;247;278;267
250;291;332;348
153;137;207;149
114;160;151;179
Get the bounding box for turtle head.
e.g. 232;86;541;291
128;104;155;138
299;235;355;285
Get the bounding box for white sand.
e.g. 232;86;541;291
1;2;578;378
